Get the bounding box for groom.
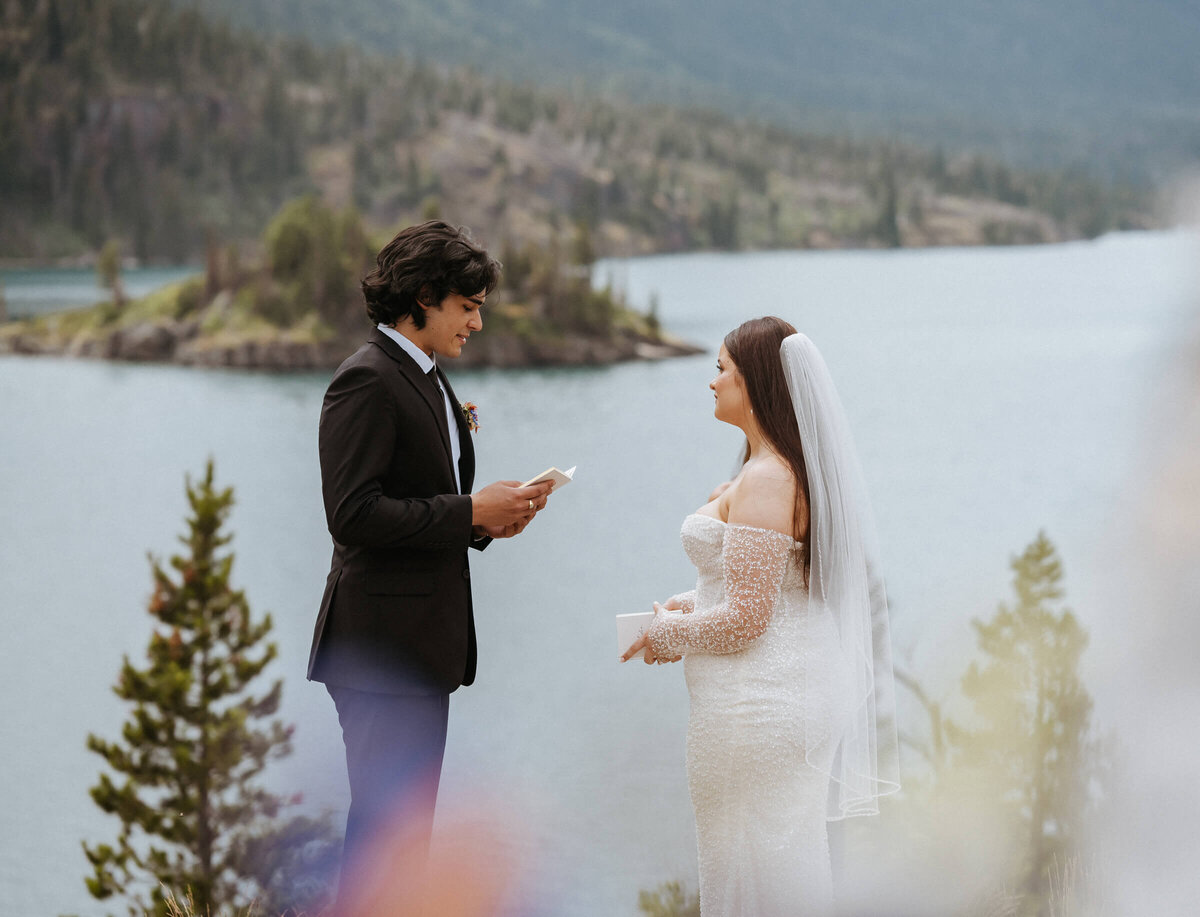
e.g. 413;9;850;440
307;221;552;906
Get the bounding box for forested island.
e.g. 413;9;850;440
0;196;698;369
0;0;1163;368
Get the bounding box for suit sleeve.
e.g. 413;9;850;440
319;362;473;549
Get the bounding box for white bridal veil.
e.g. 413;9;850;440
781;332;901;819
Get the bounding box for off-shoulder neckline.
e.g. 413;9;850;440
686;512;805;547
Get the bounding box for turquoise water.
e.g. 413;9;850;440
0;232;1196;915
0;266;200;319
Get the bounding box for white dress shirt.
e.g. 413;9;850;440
377;324;463;493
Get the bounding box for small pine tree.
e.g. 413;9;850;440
946;531;1097;913
260;196;372;328
97;239;126;308
646;291;661;335
83;460;335;915
875;167;902;248
571;219;596;266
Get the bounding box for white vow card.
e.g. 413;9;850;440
522;465;576;491
616;611;656;661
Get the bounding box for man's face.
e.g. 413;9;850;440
415;289;486;358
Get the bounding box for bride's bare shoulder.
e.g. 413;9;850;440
726;457;796;534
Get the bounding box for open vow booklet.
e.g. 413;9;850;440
616;611;655;661
522;465;576;491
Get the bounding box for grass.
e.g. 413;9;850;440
161;888;330;917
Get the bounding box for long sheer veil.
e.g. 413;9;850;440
781;332;901;819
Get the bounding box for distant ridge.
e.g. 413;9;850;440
176;0;1200;182
0;0;1157;264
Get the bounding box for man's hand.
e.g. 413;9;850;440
473;521;522;540
470;480;553;534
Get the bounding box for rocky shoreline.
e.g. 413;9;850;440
0;317;704;371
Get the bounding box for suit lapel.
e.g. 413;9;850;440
368;330;456;476
436;367;476;493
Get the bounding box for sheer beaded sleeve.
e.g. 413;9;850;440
667;591;696;613
648;525;794;657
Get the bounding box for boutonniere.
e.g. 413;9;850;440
460;401;480;433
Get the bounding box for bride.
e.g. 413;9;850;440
622;316;900;915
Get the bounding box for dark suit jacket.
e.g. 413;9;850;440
307;328;486;695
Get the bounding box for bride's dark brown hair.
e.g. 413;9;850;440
724;316;811;576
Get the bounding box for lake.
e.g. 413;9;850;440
1;231;1196;915
0;266;200;320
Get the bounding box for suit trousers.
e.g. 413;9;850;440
328;684;450;909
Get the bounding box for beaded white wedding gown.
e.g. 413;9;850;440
649;513;851;917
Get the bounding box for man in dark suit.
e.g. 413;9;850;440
307;221;552;907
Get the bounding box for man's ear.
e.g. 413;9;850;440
416;285;437;312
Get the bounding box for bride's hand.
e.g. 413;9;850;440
620;632;657;664
620;603;682;665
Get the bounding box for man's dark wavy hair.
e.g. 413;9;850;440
362;221;501;328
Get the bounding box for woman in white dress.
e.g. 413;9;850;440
622;316;900;916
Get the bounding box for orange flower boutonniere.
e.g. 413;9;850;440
460;402;479;433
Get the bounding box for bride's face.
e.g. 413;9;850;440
710;345;751;427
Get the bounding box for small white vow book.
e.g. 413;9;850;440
616;611;656;661
522;465;576;491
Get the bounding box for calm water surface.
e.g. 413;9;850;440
1;232;1196;915
0;266;200;319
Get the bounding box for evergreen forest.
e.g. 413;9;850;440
0;0;1157;266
